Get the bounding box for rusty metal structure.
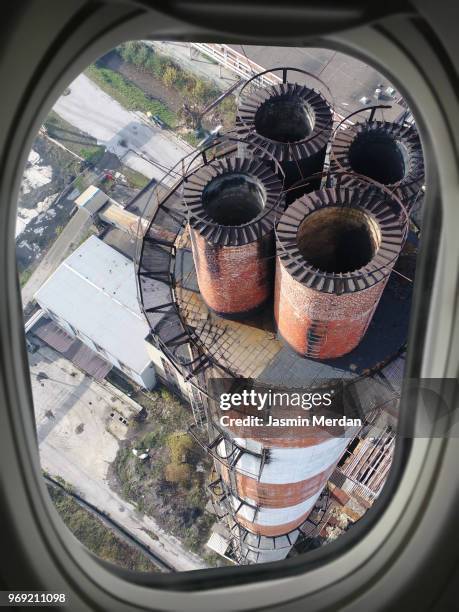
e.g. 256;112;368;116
184;156;284;318
135;67;420;566
275;185;406;358
236;68;333;203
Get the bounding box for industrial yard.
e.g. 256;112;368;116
20;42;424;571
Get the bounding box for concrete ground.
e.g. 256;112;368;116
229;44;403;120
53;74;191;182
30;344;206;571
31;344;140;473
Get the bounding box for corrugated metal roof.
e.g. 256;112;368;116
33;317;75;352
33;317;112;380
34;236;162;375
206;532;230;556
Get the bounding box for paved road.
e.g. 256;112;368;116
30;345;206;572
53;74;191;182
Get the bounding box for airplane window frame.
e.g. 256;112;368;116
0;2;457;611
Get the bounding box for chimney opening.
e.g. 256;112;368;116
348;132;406;184
297;207;382;273
254;94;314;143
202;172;267;226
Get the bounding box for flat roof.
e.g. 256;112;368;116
175;234;415;385
75;184;98;205
75;185;105;207
35;235;158;374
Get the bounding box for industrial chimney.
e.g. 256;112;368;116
236;79;333;202
208;381;360;564
330;120;424;210
184;156;284;318
275;187;405;358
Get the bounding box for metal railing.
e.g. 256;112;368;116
191;44;349;126
191;43;281;88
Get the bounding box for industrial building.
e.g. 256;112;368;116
29;65;423;565
33;235;157;389
136;66;424;564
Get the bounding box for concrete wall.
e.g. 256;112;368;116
144;340;190;398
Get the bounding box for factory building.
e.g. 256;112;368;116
136;68;423;564
34;235;157;389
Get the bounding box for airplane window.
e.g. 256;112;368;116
18;39;425;574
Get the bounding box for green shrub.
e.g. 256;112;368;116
134;44;150;68
117;42;220;109
121;167;149;190
160;387;172;402
167;433;194;463
118;41;142;64
47;485;157;571
19;268;33;288
80;145;105;165
188;79;218;105
162;66;179;88
142;431;162;448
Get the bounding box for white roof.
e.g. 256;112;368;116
75;185;108;214
35;235;152;374
206;532;230;557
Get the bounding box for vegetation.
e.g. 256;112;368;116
79;145;106;165
19;267;33;288
85;42;236;148
164;463;191;486
118;41;220;108
44;111;100;160
111;385;216;559
218;95;238;126
121;166;150;190
85;64;176;127
47;484;158;572
54;474;75;494
44;110;150;192
116;42;236;129
167;432;194;463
